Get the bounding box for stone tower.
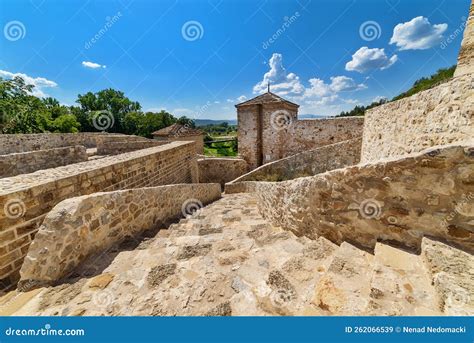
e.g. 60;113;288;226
236;91;299;169
454;0;474;77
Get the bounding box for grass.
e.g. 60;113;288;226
203;140;238;157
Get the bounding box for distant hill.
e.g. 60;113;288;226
195;119;237;126
298;114;330;119
195;115;328;126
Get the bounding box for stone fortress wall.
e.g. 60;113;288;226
232;0;474;256
455;1;474;77
0;133;117;154
362;3;473;163
0;141;198;285
280;117;364;158
251;143;474;253
1;1;473;301
237;98;363;169
155;135;205;154
96;137;167;155
197;157;248;188
19;183;222;286
226;137;361;192
361;73;474;163
0;145;88;178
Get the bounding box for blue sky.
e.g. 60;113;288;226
0;0;470;120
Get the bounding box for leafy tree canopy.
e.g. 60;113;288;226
0;77;192;137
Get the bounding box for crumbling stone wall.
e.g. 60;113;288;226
361;74;474;163
19;183;222;287
251;143;474;253
227;138;361;187
0;141;198;285
197;157;248;187
0;133;122;154
0;146;88;178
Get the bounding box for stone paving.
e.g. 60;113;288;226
0;193;472;316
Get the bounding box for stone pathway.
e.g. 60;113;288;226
0;193;472;316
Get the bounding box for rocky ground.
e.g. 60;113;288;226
0;194;472;316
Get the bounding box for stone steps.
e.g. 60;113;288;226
1;194;473;316
311;242;374;315
366;242;441;315
421;238;474;316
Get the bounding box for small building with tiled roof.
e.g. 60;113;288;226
152;123;204;154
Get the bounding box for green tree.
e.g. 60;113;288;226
52;114;81;133
0;77;53;133
76;88;141;133
177;116;195;128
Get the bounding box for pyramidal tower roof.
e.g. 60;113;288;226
235;91;299;108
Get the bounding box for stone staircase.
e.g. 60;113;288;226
0;193;472;316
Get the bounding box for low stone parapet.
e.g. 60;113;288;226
0;133;122;155
197;157;248;188
0;141;198;285
19;183;221;288
0;145;88;178
95;135;166;155
226;138;361;189
251;143;474;253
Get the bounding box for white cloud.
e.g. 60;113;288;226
253;53;304;96
345;47;398;73
390;16;447;50
0;69;57;98
303;76;366;98
252;53;369;116
82;61;106;69
226;95;248;104
328;76;367;92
